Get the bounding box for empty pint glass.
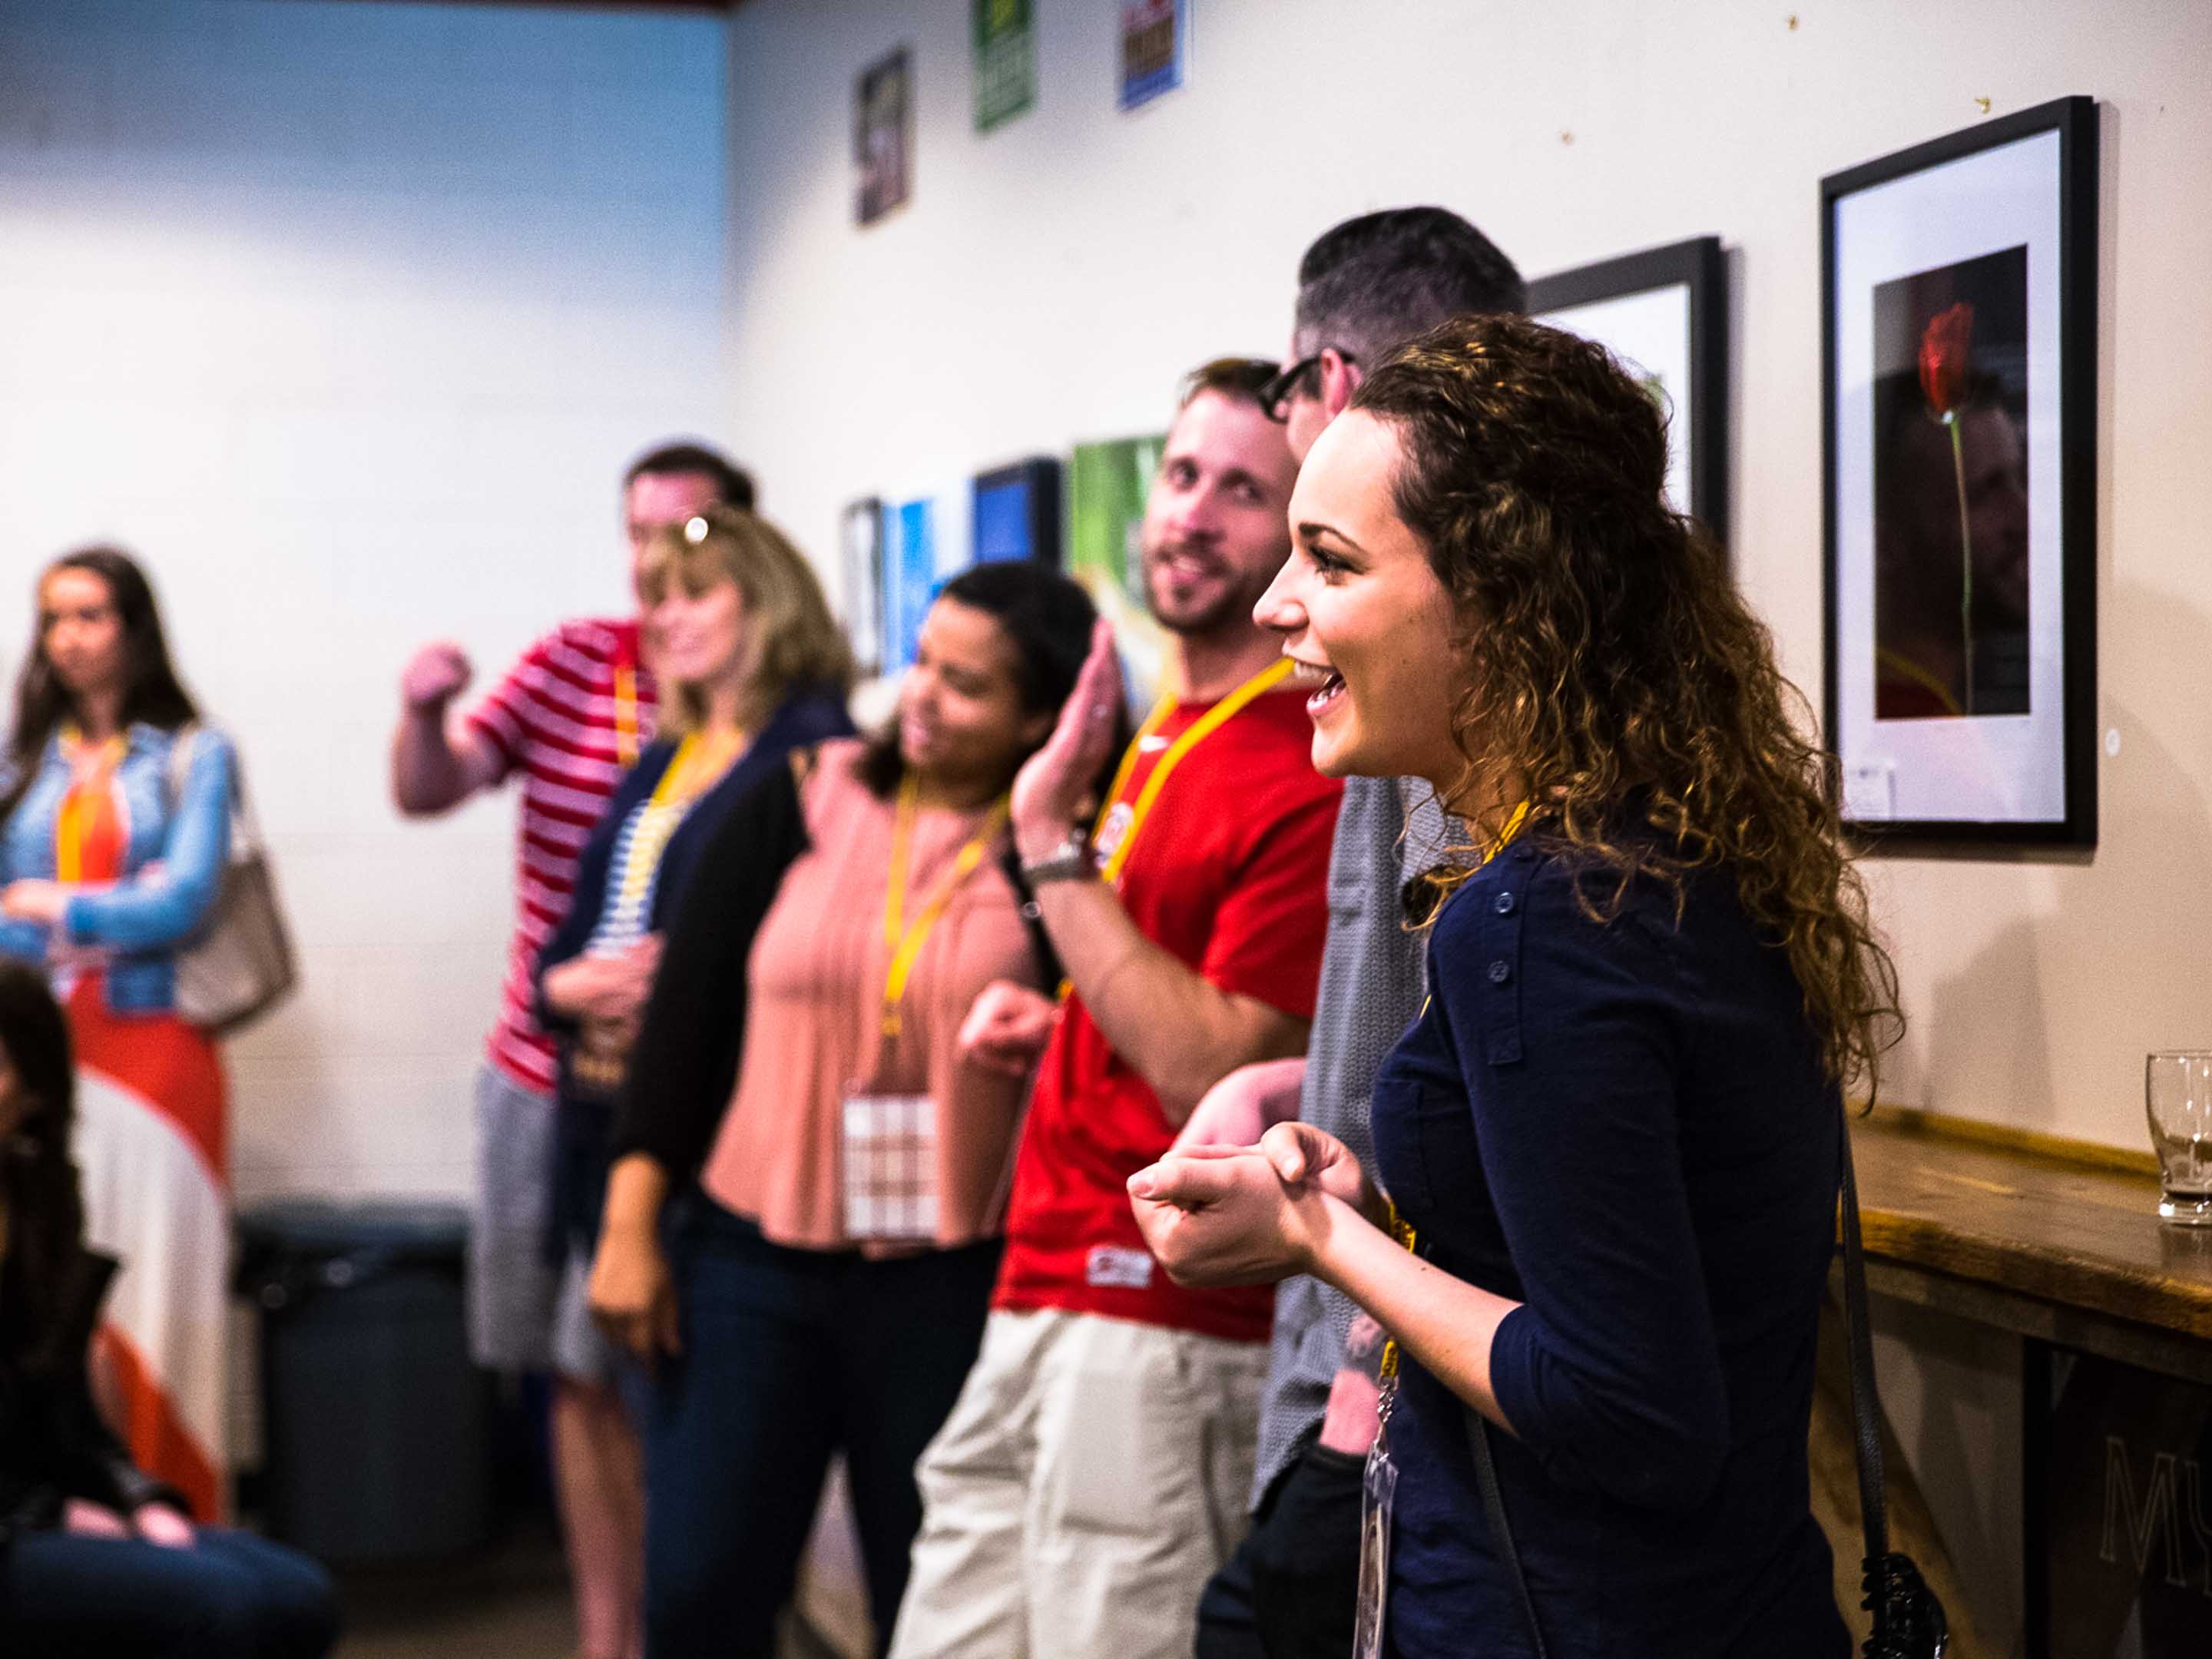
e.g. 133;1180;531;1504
2146;1051;2212;1226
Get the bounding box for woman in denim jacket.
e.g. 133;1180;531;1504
0;546;237;1522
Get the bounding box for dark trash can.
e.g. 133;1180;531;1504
236;1199;490;1566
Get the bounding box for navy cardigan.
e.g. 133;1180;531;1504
1369;836;1852;1659
532;687;853;1250
534;687;854;1022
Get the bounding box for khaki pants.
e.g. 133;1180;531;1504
889;1307;1267;1659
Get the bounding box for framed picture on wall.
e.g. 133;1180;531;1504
1528;236;1728;547
1822;95;2098;846
973;0;1035;133
856;46;912;226
972;458;1063;567
1068;435;1169;708
882;497;935;671
839;497;884;674
1118;0;1186;111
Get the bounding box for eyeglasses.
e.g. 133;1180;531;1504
1259;348;1357;423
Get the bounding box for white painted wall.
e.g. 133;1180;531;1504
721;0;2212;1157
0;0;730;1204
2;0;2203;1627
716;2;2212;1644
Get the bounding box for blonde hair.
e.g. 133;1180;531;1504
637;505;853;736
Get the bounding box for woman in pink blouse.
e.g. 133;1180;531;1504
589;561;1112;1659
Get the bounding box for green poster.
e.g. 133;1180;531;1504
1068;434;1171;708
973;0;1035;133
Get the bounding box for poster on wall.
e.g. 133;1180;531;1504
2025;1343;2212;1658
856;47;912;227
1822;95;2097;846
1068;435;1168;707
882;497;936;671
1529;237;1728;548
1118;0;1186;111
973;0;1035;132
839;498;884;674
972;458;1063;566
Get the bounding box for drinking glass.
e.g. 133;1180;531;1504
2145;1051;2212;1225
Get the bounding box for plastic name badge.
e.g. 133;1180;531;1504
842;1092;938;1242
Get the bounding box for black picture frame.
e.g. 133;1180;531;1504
1821;96;2098;847
971;457;1064;568
839;496;885;675
1528;236;1729;547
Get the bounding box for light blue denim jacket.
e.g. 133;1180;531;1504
0;723;236;1015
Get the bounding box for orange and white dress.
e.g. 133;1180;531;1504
0;723;237;1519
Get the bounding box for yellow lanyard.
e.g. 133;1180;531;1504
1379;1204;1420;1383
647;732;697;807
882;774;1010;1038
613;665;641;767
1093;657;1296;883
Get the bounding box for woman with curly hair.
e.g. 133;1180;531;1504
1129;313;1898;1657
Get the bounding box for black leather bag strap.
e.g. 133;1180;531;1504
1836;1108;1890;1563
1464;1411;1550;1659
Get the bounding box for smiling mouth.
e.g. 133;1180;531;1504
1154;548;1223;584
1286;657;1346;714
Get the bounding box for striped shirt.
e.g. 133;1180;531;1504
588;794;688;960
465;618;657;1094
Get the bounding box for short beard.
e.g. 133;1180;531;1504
1152;589;1248;638
1146;565;1275;641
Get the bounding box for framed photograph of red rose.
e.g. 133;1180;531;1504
1823;96;2098;846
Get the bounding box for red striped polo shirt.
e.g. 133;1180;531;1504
465;618;657;1096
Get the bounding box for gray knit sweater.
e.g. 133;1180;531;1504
1249;773;1454;1507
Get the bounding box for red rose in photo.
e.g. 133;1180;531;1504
1917;302;1975;422
1916;300;1979;710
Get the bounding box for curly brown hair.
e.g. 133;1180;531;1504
1353;313;1901;1094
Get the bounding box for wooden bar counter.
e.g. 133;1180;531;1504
1848;1107;2212;1384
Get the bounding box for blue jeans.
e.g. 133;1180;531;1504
643;1197;1000;1659
0;1525;338;1657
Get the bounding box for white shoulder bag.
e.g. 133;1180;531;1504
166;724;299;1034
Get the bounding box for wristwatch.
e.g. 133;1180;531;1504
1020;828;1098;885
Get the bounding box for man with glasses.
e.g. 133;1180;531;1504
1181;208;1524;1659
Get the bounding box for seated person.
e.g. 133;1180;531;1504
0;957;339;1657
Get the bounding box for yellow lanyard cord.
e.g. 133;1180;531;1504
1487;800;1532;859
613;664;640;767
1379;1204;1420;1382
647;732;697;807
1094;657;1295;883
883;774;1010;1038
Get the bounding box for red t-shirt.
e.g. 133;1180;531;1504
464;618;658;1095
994;687;1342;1343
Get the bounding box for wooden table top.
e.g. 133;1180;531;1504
1852;1108;2212;1342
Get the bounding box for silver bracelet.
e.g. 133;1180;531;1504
1020;830;1098;885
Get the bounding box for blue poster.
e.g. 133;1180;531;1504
1118;0;1186;110
971;457;1061;567
972;475;1034;565
883;497;936;671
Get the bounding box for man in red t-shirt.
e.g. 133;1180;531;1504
389;439;750;1659
889;363;1341;1659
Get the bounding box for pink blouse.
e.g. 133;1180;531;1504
699;739;1041;1250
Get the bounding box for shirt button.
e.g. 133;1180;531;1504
1494;892;1515;916
1487;959;1512;985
